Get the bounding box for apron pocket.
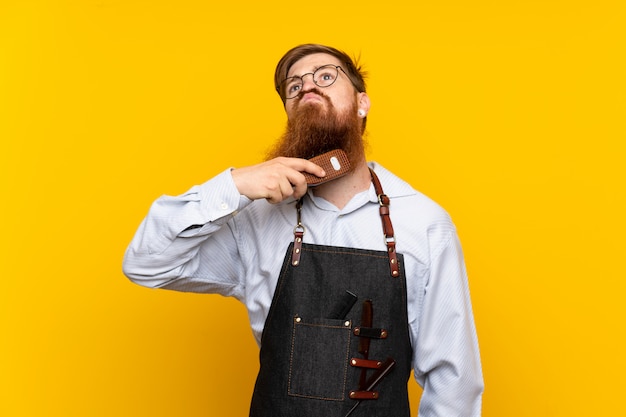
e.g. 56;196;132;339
288;316;352;401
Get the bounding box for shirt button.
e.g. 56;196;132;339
220;202;229;210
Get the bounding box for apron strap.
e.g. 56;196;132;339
370;169;400;277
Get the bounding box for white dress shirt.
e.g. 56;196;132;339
123;162;484;416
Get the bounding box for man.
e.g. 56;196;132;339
123;44;483;416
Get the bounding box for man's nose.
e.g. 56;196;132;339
301;73;317;90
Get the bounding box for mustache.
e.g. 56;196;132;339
293;88;330;105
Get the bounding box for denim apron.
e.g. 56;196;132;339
249;170;412;417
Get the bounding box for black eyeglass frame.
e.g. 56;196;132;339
277;65;351;100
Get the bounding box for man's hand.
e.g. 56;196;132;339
231;157;326;203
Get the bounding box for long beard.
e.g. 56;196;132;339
267;91;365;169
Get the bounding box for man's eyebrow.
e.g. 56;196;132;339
287;64;326;79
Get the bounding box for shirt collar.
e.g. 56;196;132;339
305;162;417;215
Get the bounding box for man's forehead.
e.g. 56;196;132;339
287;53;342;77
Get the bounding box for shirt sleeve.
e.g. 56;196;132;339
414;231;484;417
122;168;252;300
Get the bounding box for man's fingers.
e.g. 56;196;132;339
232;157;327;204
288;158;327;179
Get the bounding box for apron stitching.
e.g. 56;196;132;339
304;247;392;261
287;319;352;401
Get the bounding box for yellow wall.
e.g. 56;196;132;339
2;1;624;416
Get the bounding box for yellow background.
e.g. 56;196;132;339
1;1;625;416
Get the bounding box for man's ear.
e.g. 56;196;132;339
357;92;371;116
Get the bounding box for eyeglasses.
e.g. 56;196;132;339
278;65;347;100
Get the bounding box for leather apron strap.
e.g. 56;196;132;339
370;168;400;277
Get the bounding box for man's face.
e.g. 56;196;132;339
283;53;364;120
266;52;369;165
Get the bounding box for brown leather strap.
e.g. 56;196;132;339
369;169;400;277
350;358;383;369
349;390;379;400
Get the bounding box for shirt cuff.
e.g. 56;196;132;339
198;168;252;224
